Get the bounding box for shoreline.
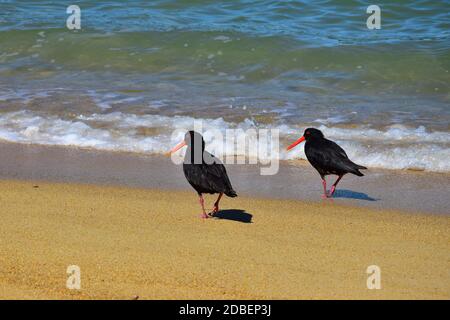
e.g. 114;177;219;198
0;141;448;215
1;138;449;174
1;179;449;299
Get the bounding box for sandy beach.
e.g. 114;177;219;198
0;177;449;299
1;0;449;302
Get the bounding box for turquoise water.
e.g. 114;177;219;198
0;1;449;171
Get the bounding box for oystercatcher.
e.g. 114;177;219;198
170;131;237;218
287;128;367;198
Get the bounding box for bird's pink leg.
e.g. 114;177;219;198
211;193;223;216
329;175;343;197
321;178;328;199
198;194;208;219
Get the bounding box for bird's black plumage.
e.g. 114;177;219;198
303;128;367;178
287;128;367;198
182;131;237;197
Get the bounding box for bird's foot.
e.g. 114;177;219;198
329;186;336;197
321;192;334;199
200;213;209;219
207;205;219;217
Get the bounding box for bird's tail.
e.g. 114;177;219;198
353;169;364;177
352;164;367;176
225;189;237;197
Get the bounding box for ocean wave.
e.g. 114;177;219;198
0;27;448;96
0;110;448;172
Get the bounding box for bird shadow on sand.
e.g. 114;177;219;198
332;189;379;201
212;209;253;223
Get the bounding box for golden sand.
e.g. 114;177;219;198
0;179;448;299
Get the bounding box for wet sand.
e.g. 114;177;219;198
0;179;449;299
0;142;448;214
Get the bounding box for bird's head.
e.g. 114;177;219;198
303;128;324;140
170;131;205;154
286;128;324;151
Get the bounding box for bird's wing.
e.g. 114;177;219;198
324;139;349;159
307;139;359;174
202;152;235;193
204;162;234;192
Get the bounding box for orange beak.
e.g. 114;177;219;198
170;140;187;154
286;136;305;151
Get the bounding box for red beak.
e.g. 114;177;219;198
286;136;305;151
170;141;187;153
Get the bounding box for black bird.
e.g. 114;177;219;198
287;128;367;198
170;131;237;218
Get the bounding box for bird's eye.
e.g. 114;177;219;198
306;131;310;135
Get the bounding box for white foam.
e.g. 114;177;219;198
86;91;143;110
0;110;448;172
0;88;51;103
213;35;232;43
313;112;357;125
317;124;450;144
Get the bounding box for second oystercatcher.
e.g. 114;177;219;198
287;128;367;198
170;131;237;218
